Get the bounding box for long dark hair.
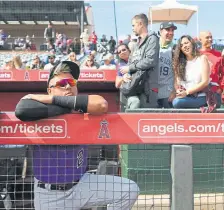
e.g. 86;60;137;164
173;35;200;81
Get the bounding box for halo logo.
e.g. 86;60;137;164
98;120;110;139
24;71;30;80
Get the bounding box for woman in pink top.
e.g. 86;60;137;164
172;35;210;108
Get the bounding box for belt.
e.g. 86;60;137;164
37;180;79;191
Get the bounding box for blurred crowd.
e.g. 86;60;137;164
0;24;139;71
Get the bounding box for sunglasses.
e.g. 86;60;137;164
117;48;127;54
50;78;77;88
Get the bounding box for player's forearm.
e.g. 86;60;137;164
87;95;108;114
15;99;71;121
53;95;108;114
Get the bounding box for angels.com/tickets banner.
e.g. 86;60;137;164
1;112;224;144
0;69;116;82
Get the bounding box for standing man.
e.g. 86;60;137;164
199;31;223;107
80;28;89;48
120;13;160;108
89;31;98;51
15;61;139;210
108;36;116;54
158;22;177;108
44;24;55;50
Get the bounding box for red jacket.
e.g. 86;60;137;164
89;34;97;44
200;49;224;92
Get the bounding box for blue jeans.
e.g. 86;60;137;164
172;96;207;108
158;98;173;108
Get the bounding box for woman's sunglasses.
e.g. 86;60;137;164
50;78;77;88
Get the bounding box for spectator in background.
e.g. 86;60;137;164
44;55;56;71
68;52;80;66
89;52;100;68
90;50;97;57
158;22;177;108
108;53;116;65
61;33;67;53
74;37;81;55
200;31;221;57
100;35;108;47
100;53;115;66
12;56;25;70
25;35;32;50
99;54;116;70
0;30;7;49
108;36;116;54
128;35;138;57
66;38;81;55
172;35;210;109
44;24;55;50
83;55;97;69
89;31;97;51
80;29;89;48
2;60;13;70
115;44;131;89
123;34;131;45
199;31;223;107
31;55;45;70
12;37;26;50
55;33;67;54
83;43;91;55
66;39;74;54
0;30;7;41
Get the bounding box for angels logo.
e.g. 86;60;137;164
98;120;110;139
24;71;30;80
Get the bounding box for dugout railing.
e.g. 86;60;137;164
0;110;224;209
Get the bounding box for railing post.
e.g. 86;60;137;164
171;145;193;210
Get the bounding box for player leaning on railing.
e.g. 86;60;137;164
15;61;139;210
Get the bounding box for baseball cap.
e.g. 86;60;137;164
160;22;177;30
47;61;80;85
48;54;56;59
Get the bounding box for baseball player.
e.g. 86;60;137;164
15;61;139;210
